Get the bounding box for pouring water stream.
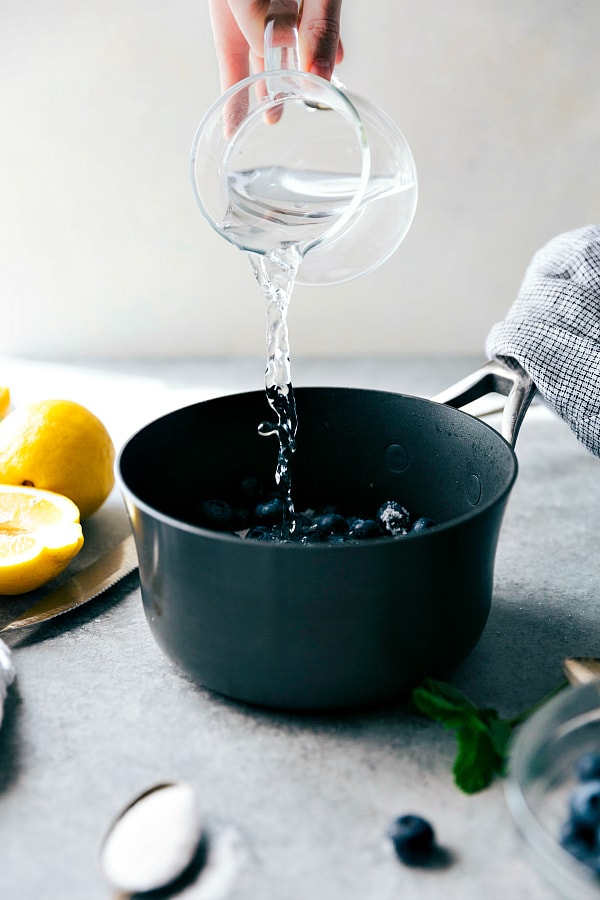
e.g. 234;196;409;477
190;1;416;534
248;244;300;537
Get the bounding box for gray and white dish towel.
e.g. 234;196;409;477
486;224;600;457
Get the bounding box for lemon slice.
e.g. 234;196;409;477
0;485;84;595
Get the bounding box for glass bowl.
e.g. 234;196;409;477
505;680;600;899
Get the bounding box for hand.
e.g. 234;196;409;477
209;0;344;92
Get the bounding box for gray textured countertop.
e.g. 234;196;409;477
0;354;598;899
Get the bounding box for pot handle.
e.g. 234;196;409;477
431;357;537;447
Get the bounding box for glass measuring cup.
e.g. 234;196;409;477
191;1;417;285
297;81;418;285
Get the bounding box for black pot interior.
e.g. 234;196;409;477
119;387;516;530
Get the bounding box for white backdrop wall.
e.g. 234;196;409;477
1;0;598;360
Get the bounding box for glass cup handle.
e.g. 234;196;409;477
264;0;301;71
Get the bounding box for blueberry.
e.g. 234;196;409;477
411;516;436;533
348;518;381;540
240;475;262;502
300;529;327;544
569;780;600;829
310;513;349;536
559;817;598;865
199;499;234;531
231;507;251;531
388;814;436;864
254;497;285;526
325;533;349;544
345;515;360;530
245;525;279;542
289;513;315;540
377;501;411;536
316;503;340;517
575;751;600;783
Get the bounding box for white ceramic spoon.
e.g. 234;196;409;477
100;781;203;898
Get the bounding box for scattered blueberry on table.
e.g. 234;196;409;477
387;814;436;865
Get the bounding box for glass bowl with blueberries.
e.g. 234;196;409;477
505;680;600;899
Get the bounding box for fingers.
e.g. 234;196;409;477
209;0;344;92
209;0;266;91
226;0;271;58
298;0;343;79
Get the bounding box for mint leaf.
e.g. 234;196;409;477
410;678;546;794
411;678;483;730
453;724;507;794
480;709;513;769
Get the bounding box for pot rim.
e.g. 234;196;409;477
115;385;519;548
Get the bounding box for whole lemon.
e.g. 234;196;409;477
0;386;10;419
0;399;115;519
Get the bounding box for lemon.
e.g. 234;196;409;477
0;399;115;519
0;485;84;594
0;387;10;419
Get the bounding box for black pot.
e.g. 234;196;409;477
117;360;535;710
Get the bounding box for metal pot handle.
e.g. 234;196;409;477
431;357;537;447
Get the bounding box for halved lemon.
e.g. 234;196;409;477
0;485;84;595
0;387;10;419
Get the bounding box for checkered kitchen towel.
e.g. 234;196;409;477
486;224;600;457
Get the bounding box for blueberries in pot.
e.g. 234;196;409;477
231;507;251;531
348;518;381;540
199;499;234;531
316;503;340;517
377;501;411;536
197;479;436;545
325;533;349;544
310;513;349;537
300;530;327;544
254;497;285;526
411;516;436;533
240;475;262;503
246;525;279;542
289;512;316;541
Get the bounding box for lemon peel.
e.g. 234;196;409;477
0;485;84;595
0;398;115;519
0;387;10;420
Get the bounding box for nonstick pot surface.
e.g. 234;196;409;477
120;387;516;531
118;387;518;709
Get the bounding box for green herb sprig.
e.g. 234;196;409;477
411;677;568;794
